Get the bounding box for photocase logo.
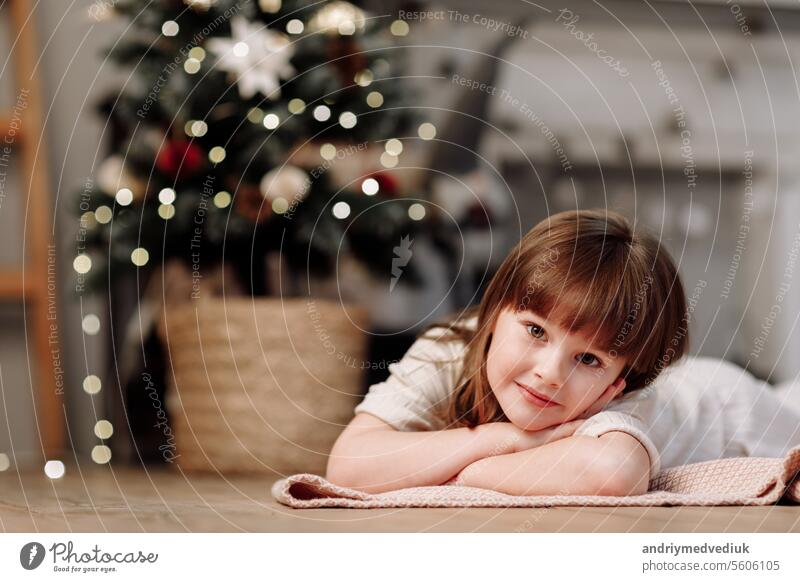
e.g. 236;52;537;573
20;542;45;570
390;234;414;291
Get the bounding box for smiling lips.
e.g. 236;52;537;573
515;381;559;407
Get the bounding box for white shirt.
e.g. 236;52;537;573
354;323;800;476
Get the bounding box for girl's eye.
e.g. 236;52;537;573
578;353;601;367
526;324;545;339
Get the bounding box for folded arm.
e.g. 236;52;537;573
326;413;517;493
454;431;651;497
326;413;584;493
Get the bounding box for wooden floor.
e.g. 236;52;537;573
1;465;799;532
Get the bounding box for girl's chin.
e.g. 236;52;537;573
519;419;560;431
504;408;561;432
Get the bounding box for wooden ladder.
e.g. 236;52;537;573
0;0;64;458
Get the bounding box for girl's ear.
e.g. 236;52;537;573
612;376;626;398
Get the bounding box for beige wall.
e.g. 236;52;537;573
0;1;125;467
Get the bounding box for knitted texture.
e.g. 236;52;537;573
272;445;800;508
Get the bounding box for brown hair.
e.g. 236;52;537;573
421;209;690;429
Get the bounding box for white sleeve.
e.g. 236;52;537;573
353;332;464;432
574;399;663;477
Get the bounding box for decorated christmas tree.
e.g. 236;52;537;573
77;0;424;295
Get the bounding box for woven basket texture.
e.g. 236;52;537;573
158;297;369;474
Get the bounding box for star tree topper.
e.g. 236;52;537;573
207;16;296;100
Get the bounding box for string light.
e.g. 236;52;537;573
0;453;9;472
131;248;149;267
288;98;306;114
263;114;279;129
115;188;133;205
408;203;426;221
162;21;179;37
380;152;398;168
158;204;176;220
184;58;201;74
91;446;112;464
188;47;206;61
44;460;65;479
385;138;403;155
361;178;379;196
366;91;384;108
320;143;337;160
339;111;357;129
332;201;351;219
247;107;264;124
313;105;331;121
80;211;96;228
213;191;231;208
390;20;409;36
73;254;92;274
83;375;101;395
94;420;114;439
418;122;436;140
87;2;113;21
94;206;112;224
259;0;281;13
158;188;176;205
272;197;289;214
209;146;226;163
190;120;208;136
286;19;304;34
82;314;101;335
354;70;373;87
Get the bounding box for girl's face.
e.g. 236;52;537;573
486;307;628;431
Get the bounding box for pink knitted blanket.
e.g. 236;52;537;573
272;445;800;508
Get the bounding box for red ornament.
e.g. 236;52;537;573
370;172;399;197
156;139;205;178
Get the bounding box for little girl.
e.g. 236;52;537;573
327;209;800;496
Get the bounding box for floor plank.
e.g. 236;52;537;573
1;465;798;532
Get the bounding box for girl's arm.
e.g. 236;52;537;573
326;412;583;493
454;431;651;497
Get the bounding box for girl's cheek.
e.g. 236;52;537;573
485;348;505;394
576;368;603;392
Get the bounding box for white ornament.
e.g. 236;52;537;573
184;0;216;11
207;16;295;100
259;165;311;203
96;155;145;200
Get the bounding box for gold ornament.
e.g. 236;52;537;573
308;1;366;35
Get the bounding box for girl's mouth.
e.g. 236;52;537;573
515;382;559;407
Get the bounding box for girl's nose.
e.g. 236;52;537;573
533;349;569;388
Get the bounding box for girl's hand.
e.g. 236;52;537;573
511;419;586;453
486;420;586;455
448;420;584;486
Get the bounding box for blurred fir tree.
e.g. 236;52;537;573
77;0;424;295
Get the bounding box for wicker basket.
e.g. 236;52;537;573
157;297;369;475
